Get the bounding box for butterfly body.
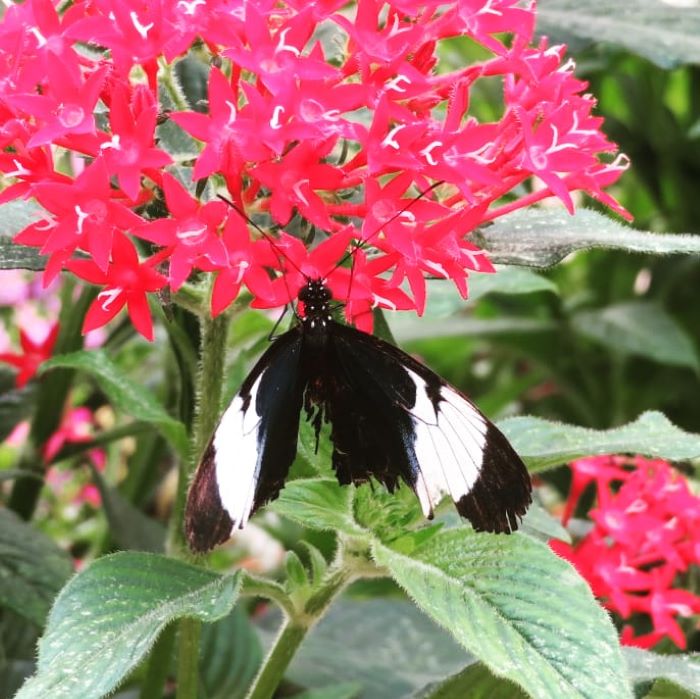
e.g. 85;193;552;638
185;279;531;553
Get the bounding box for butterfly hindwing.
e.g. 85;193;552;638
329;321;531;533
185;327;306;552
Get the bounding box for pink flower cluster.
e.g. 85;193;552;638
1;0;629;338
552;455;700;649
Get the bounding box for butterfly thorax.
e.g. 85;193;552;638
298;279;333;335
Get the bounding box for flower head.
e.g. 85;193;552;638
553;455;700;649
1;0;629;338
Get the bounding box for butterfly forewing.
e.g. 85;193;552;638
329;321;531;532
185;326;306;552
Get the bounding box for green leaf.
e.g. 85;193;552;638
624;648;700;697
520;500;571;544
41;350;189;458
270;478;367;537
411;661;527;699
468;267;558;302
375;529;632;699
571;302;698;371
476;209;700;268
0;371;37;443
199;606;262;699
259;599;468;697
0;509;73;627
0;201;47;270
292;683;362;699
537;0;700;69
16;552;241;699
500;411;700;473
89;466;165;553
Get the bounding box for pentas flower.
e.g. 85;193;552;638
43;406;105;468
67;232;167;341
14;158;145;284
0;321;59;388
552;455;700;649
1;0;630;339
132;173;227;291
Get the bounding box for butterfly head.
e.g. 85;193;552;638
298;278;333;329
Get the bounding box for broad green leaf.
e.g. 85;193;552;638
270;478;366;537
200;606;262;699
405;270;557;322
411;662;527;699
0;509;73;627
537;0;700;69
175;56;209;111
623;648;700;697
468;266;558;302
41;350;189;458
259;599;468;697
500;411;700;472
16;552;241;699
375;529;632;699
0;238;45;270
571;302;699;371
292;684;362;699
519;500;571;544
0;201;46;270
476;209;700;268
390;315;555;343
90;466;165;553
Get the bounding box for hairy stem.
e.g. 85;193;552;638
175;617;201;699
245;565;354;699
170;308;228;697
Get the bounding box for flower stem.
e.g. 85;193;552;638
245;565;353;699
169;308;229;696
168;311;228;556
175;617;201;699
246;621;307;699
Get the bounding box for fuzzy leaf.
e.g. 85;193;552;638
16;552;240;699
476;209;700;268
0;201;46;270
571;302;698;370
623;648;700;696
411;662;526;699
270;478;367;537
500;411;700;472
0;509;73;627
259;599;467;697
199;606;262;699
41;350;188;458
375;529;632;699
537;0;700;69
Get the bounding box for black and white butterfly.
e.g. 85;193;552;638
185;277;532;552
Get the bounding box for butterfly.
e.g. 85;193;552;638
185;275;532;552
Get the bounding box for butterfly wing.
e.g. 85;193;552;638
185;326;307;552
328;321;532;533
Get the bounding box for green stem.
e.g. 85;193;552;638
169;308;229;696
245;565;353;699
140;623;176;699
246;621;307;699
168;311;228;556
175;617;201;699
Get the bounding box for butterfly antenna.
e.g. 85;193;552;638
327;180;443;312
218;193;304;318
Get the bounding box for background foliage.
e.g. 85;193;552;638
2;1;700;698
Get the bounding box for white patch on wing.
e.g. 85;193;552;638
214;374;264;529
405;370;487;517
